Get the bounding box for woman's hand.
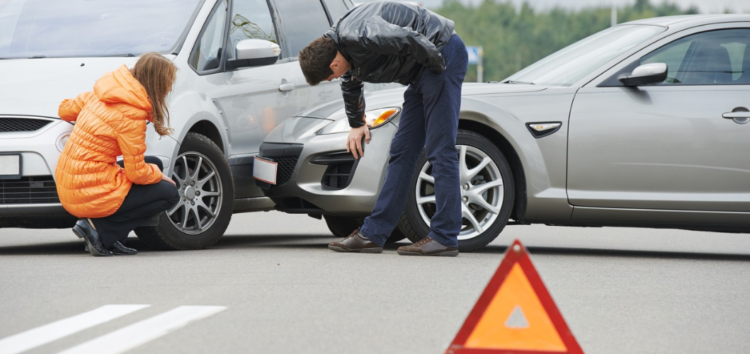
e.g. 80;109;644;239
347;125;371;159
162;173;176;187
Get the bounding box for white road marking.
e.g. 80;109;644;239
57;306;227;354
0;305;150;354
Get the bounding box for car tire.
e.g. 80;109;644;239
135;132;234;250
397;130;514;252
324;215;406;244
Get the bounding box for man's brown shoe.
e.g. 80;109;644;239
328;228;383;253
397;237;458;257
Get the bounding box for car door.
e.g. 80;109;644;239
568;24;750;213
218;0;300;157
271;0;347;112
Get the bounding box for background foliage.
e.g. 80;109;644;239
436;0;699;81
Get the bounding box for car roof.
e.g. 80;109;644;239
624;14;750;28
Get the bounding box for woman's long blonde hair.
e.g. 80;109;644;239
132;52;176;136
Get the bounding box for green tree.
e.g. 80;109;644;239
436;0;698;82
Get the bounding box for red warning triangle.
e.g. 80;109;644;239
445;239;583;354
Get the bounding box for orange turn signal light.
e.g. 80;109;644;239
371;109;398;128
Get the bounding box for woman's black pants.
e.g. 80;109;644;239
90;157;180;248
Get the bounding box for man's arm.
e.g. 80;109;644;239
340;72;370;159
341;71;365;128
362;16;446;74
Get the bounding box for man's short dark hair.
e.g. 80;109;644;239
299;37;339;86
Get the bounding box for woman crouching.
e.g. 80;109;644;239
55;52;180;257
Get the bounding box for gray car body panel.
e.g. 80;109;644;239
456;86;577;222
262;14;750;233
570;19;750;225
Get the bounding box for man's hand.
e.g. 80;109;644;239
162;173;177;187
347;125;371;159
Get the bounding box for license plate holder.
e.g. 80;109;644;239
253;156;277;185
0;154;22;180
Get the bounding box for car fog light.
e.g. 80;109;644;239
56;134;70;152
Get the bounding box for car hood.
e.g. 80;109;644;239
462;82;546;95
295;86;407;119
295;82;546;119
0;57;170;118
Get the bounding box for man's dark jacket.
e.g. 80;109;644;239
323;1;455;128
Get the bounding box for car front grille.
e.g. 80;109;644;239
257;143;303;188
274;156;299;186
0;118;52;132
0;176;60;204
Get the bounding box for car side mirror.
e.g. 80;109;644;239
227;39;280;70
619;63;668;87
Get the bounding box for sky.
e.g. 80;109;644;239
357;0;750;14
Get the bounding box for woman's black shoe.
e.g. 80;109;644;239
110;241;137;255
72;219;112;257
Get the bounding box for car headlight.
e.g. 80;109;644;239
318;107;400;135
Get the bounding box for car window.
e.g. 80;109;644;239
323;0;351;23
227;0;277;61
641;29;750;85
274;0;332;58
505;25;665;87
189;0;227;73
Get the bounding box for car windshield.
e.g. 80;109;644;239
0;0;203;59
505;24;665;87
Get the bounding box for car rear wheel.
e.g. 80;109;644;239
135;132;234;250
324;215;406;244
398;130;514;252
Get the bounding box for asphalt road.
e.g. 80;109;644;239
1;212;749;354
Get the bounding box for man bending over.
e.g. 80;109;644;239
299;1;468;257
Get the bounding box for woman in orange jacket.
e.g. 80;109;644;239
56;52;180;257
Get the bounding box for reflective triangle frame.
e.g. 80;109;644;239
445;239;584;354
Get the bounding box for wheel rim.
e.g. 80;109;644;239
167;152;223;235
415;145;503;241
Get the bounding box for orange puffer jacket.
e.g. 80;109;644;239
55;65;163;218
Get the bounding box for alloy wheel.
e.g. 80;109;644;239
168;152;223;235
415;145;503;240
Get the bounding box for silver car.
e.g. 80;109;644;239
0;0;388;249
258;15;750;251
